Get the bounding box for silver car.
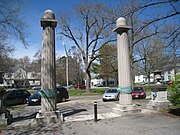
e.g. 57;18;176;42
102;88;120;101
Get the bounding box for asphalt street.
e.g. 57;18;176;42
2;95;180;135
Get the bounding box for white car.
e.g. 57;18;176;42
102;88;120;101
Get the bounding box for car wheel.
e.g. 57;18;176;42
102;99;106;102
23;99;27;104
61;97;66;102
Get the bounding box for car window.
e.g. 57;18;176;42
6;91;15;99
106;89;118;93
16;90;24;97
133;87;144;91
22;90;30;95
31;93;40;98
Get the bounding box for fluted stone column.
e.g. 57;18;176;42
114;17;132;104
40;10;57;112
113;17;141;115
36;10;62;123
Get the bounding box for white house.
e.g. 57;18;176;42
2;67;40;87
134;63;180;84
134;74;154;84
90;72;117;87
163;64;180;81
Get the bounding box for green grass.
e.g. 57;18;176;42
144;85;168;92
91;88;107;94
27;89;36;94
26;88;107;96
0;124;6;132
68;88;107;96
144;86;152;92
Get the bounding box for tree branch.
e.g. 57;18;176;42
135;11;180;35
123;0;177;17
133;30;159;45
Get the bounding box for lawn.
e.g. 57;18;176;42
0;124;6;133
68;88;107;96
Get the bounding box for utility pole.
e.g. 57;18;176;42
62;42;69;91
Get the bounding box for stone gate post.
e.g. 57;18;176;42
112;17;141;115
36;10;62;123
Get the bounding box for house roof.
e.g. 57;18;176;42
163;63;180;71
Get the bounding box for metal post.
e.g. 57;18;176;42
94;102;97;122
62;42;69;91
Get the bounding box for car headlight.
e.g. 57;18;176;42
32;99;39;102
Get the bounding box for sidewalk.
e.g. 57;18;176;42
2;108;180;135
2;111;180;135
1;97;180;135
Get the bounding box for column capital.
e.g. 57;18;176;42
113;17;131;33
41;10;57;28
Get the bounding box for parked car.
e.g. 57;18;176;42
166;81;173;85
32;86;41;91
62;85;73;89
5;89;31;106
132;86;146;99
74;84;86;89
94;83;104;87
102;88;120;101
27;87;69;105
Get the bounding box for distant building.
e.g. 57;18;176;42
90;72;117;87
2;67;40;87
163;64;180;81
134;74;154;84
134;63;180;84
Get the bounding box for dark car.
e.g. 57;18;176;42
57;87;69;102
74;84;86;89
94;83;104;87
27;87;69;105
32;86;41;91
132;86;146;99
5;89;31;106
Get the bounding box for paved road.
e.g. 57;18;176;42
2;96;180;135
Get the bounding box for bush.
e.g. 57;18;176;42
167;75;180;107
144;86;152;92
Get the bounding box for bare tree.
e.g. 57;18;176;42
0;0;28;47
135;36;167;85
69;46;85;86
0;0;28;80
163;22;180;78
96;43;118;86
113;0;179;82
58;2;116;91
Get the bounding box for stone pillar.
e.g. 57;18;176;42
147;86;170;110
112;17;140;115
0;90;12;125
36;10;62;123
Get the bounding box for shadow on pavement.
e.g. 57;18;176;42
62;109;87;117
12;112;38;123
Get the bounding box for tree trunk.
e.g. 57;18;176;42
85;70;91;92
147;74;151;87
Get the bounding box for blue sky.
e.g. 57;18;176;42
12;0;179;61
13;0;121;61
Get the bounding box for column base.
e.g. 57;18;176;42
146;100;170;110
36;110;64;124
0;110;13;125
112;104;141;116
119;93;132;105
